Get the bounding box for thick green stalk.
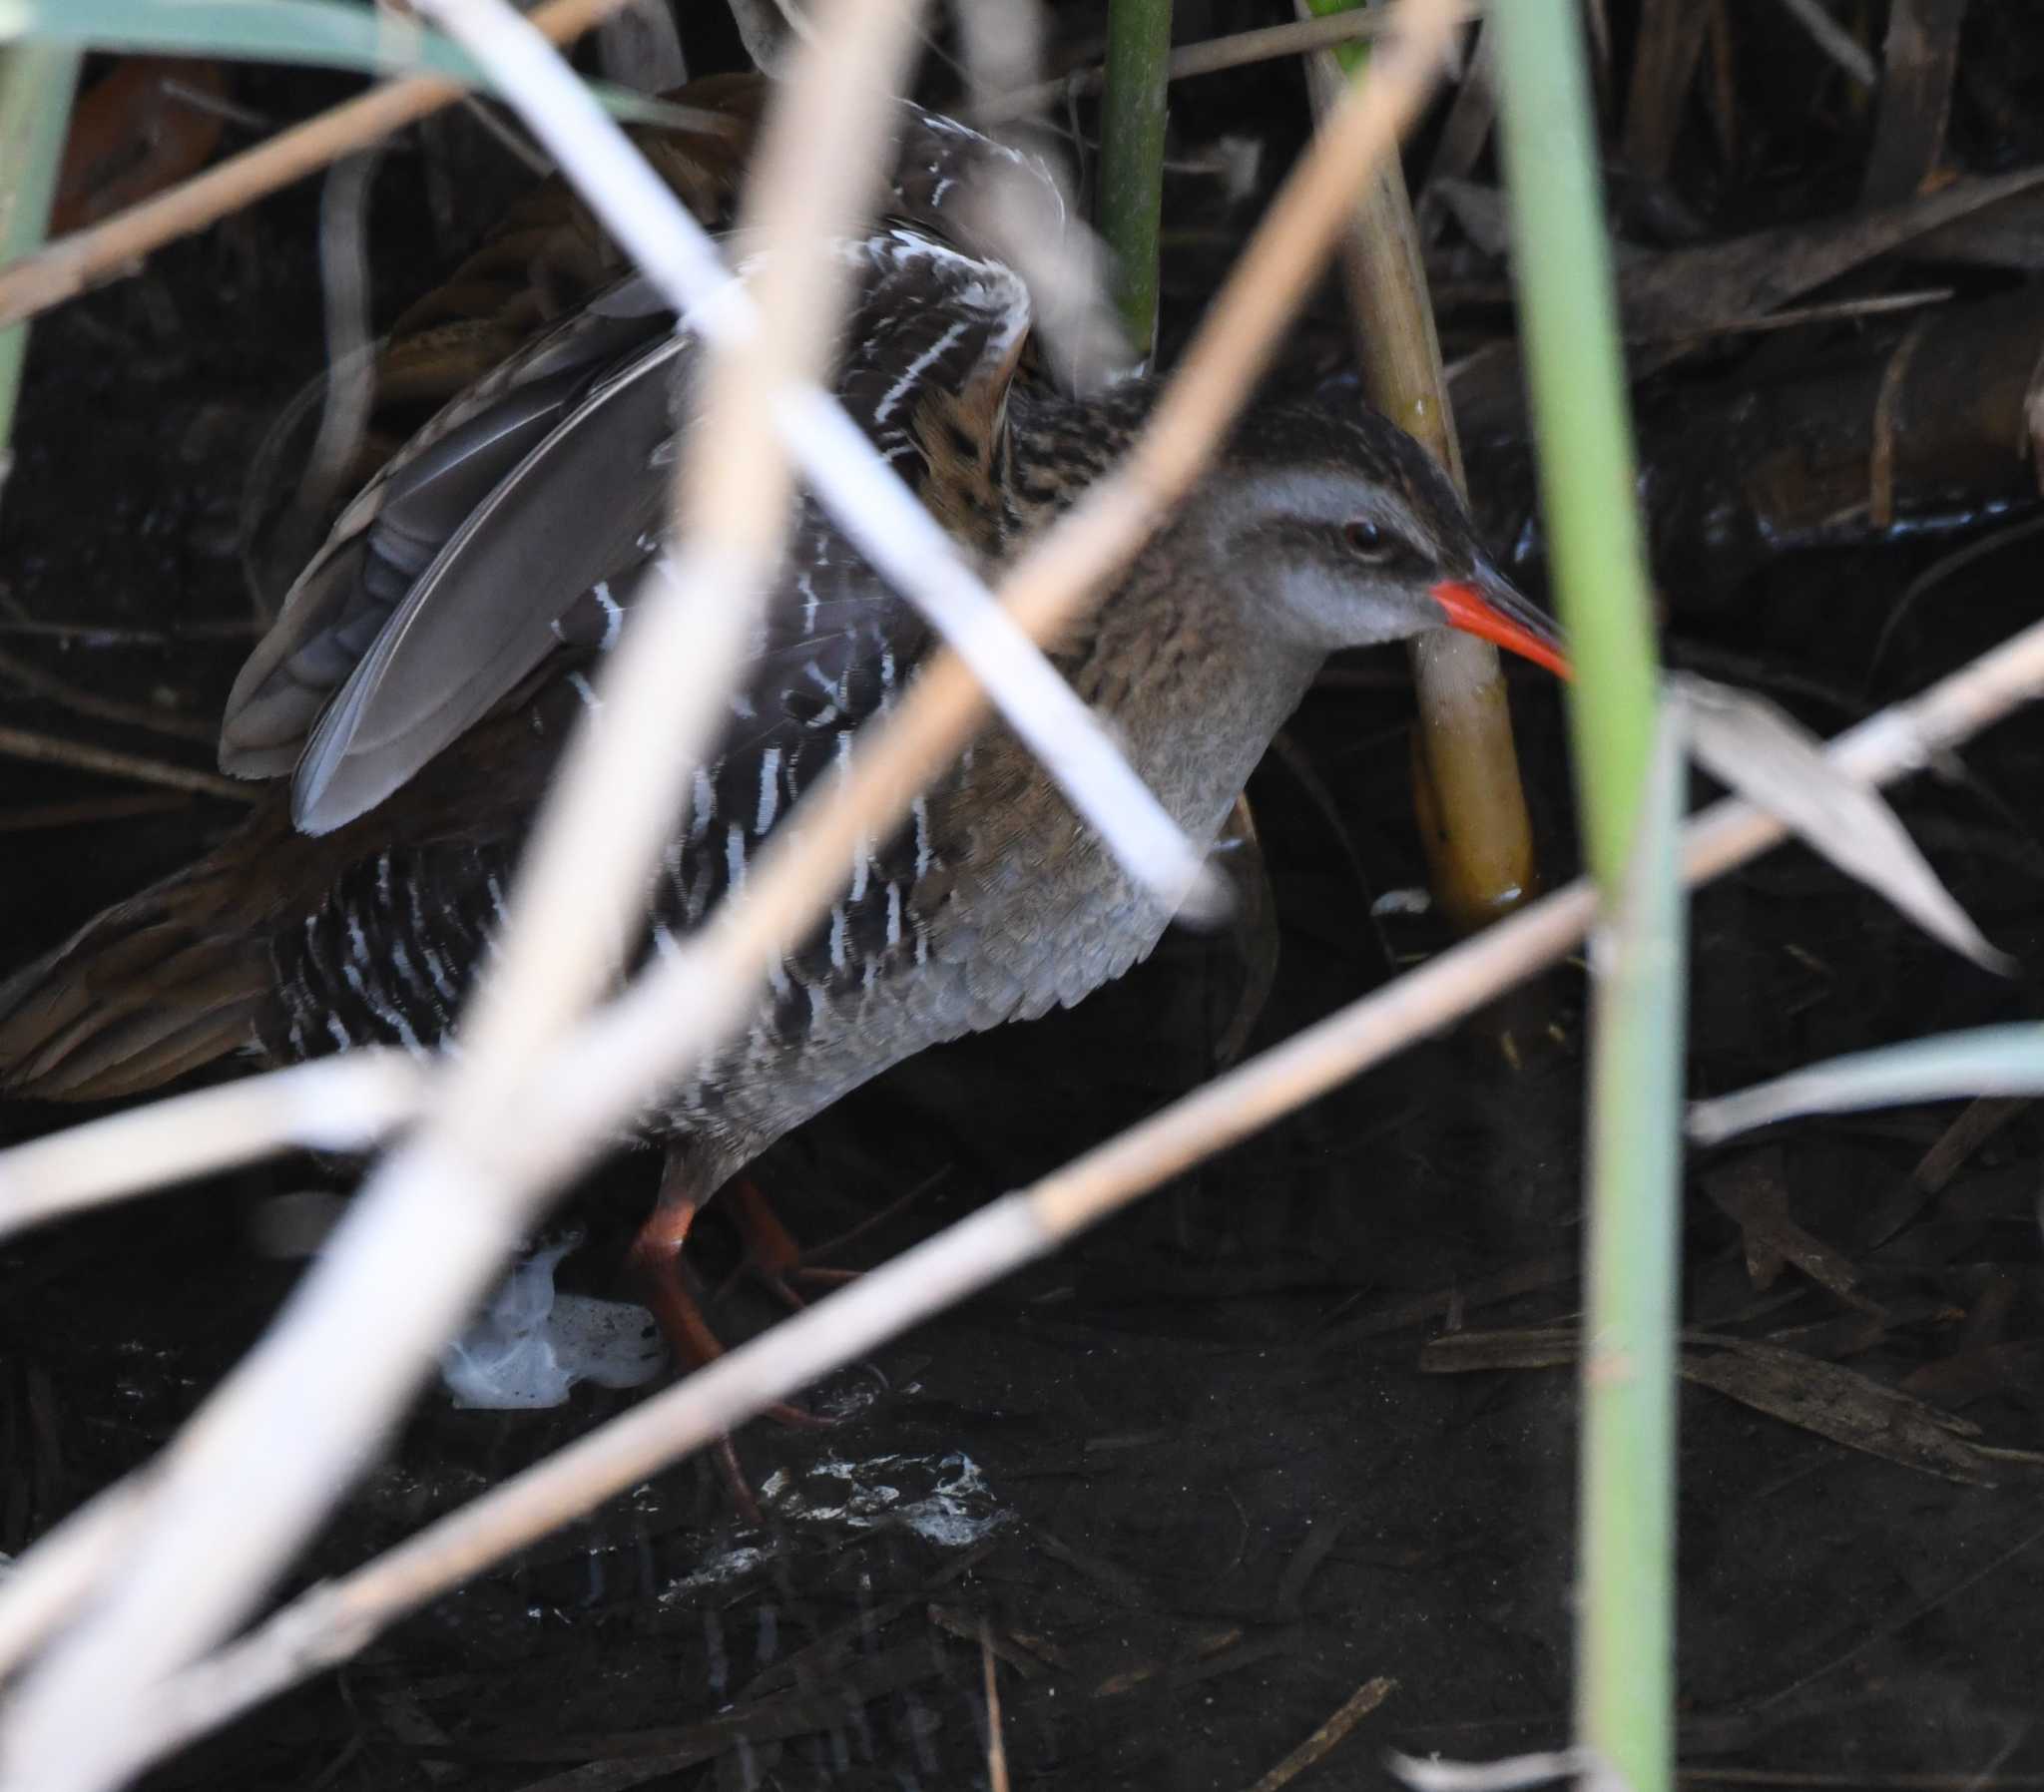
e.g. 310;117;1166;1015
1490;0;1660;890
1574;701;1685;1792
0;43;79;508
1098;0;1173;360
1490;6;1678;1791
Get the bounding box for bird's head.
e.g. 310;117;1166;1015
1192;400;1570;679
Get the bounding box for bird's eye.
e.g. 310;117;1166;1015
1343;519;1390;560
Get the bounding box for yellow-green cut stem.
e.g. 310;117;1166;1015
1098;0;1174;360
1296;0;1540;930
0;43;79;509
1301;0;1372;75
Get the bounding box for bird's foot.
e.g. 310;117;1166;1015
724;1177;861;1313
720;1168;944;1312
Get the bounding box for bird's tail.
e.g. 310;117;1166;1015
0;850;274;1103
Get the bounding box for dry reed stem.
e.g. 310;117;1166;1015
0;1054;421;1243
980;3;1466;120
0;5;1451;333
0;7;1464;1785
100;605;2044;1776
1242;1675;1398;1792
0;1488;142;1684
0;0;639;330
0;648;214;742
0;724;254;801
441;0;925;1090
0;2;926;1786
983;1626;1011;1792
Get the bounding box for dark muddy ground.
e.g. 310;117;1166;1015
5;19;2044;1792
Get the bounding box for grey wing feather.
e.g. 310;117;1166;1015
238;224;1027;859
290;326;690;833
220;280;677;782
220;370;591;775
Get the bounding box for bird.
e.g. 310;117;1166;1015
0;82;1567;1388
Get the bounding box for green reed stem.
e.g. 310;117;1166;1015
1098;0;1174;360
1490;4;1681;1789
0;42;79;510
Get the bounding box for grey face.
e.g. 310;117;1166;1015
1195;458;1476;656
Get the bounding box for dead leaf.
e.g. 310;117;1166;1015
1703;1149;1872;1308
1861;0;1970;207
1622;166;2044;344
1689;1025;2044;1144
1674;673;2012;974
1675;1332;2026;1486
1899;1339;2044;1406
1421;1326;2044;1485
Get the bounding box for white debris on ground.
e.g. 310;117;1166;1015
660;1451;1012;1603
763;1451;1012;1548
441;1231;667;1409
661;1545;777;1597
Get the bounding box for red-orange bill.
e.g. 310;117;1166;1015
1430;576;1572;680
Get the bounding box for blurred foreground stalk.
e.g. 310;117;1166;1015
1492;3;1679;1790
0;43;80;508
1300;0;1541;930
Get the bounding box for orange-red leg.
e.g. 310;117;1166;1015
626;1178;729;1370
624;1174;765;1523
726;1178;859;1312
627;1158;830;1432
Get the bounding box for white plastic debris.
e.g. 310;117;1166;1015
441;1233;667;1410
